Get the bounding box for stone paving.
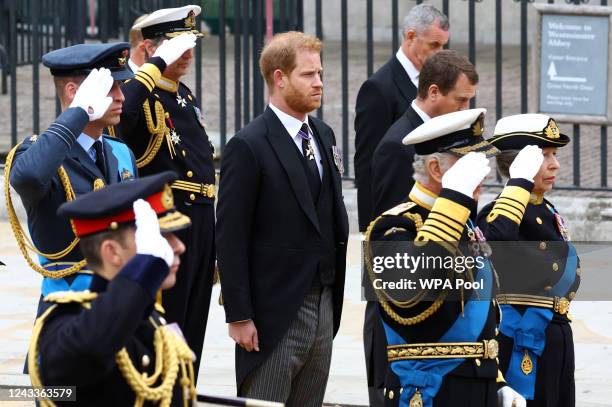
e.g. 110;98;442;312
0;216;611;406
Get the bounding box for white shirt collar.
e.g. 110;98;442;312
396;48;420;88
268;103;310;138
76;133;99;161
76;133;97;152
128;58;140;73
411;100;431;122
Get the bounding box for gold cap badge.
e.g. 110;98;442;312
184;10;196;28
471;114;484;137
161;184;174;210
93;178;105;190
544;118;560;139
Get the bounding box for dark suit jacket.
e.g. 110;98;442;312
371;105;423;218
216;107;349;389
354;56;417;231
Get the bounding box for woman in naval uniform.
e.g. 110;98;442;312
477;114;580;407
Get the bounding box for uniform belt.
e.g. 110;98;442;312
171;180;216;199
496;293;571;315
387;339;499;362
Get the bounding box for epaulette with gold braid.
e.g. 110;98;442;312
43;290;98;304
363;201;443;325
365;202;420;242
382;201;417;217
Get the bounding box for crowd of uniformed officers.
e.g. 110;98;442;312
5;3;579;407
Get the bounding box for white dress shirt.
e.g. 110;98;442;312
411;100;432;122
76;133;100;162
396;48;420;88
128;58;140;74
269;103;323;179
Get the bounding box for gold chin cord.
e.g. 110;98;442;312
4;143;86;277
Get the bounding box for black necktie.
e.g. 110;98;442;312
299;124;320;180
93;140;107;180
298;123;321;201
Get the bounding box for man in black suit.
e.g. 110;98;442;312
372;50;479;217
354;4;449;233
354;5;449;406
216;32;349;406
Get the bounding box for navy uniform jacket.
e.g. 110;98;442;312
9;108;137;293
476;178;580;405
366;185;499;406
476;178;580;304
117;57;215;206
32;255;191;406
354;56;416;232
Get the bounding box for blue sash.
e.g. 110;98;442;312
34;137;134;297
40;262;93;296
500;243;578;399
104;136;136;180
382;255;494;407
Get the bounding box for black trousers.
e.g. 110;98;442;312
162;202;215;380
498;320;575;407
364;301;388;407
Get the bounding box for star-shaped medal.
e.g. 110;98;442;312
176;95;187;108
305;141;315;160
170;129;181;145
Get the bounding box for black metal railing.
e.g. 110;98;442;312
0;0;609;191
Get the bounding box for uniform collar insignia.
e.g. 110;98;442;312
409;182;437;210
529;193;544;205
157;76;179;92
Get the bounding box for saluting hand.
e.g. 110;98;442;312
442;152;491;198
153;33;197;67
70;68;114;122
509;145;544;183
133;199;174;267
229;320;260;352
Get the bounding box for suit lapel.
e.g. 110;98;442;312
264;108;321;235
391;57;417;105
309;118;340;200
69;142;105;181
102;139;119;184
404;105;424;128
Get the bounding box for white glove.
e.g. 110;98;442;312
441;152;491;198
509;145;544;182
69;68;113;121
152;33;197;66
133;199;174;267
497;385;526;407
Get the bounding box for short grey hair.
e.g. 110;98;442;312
412;152;455;184
403;4;449;35
495;150;520;179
